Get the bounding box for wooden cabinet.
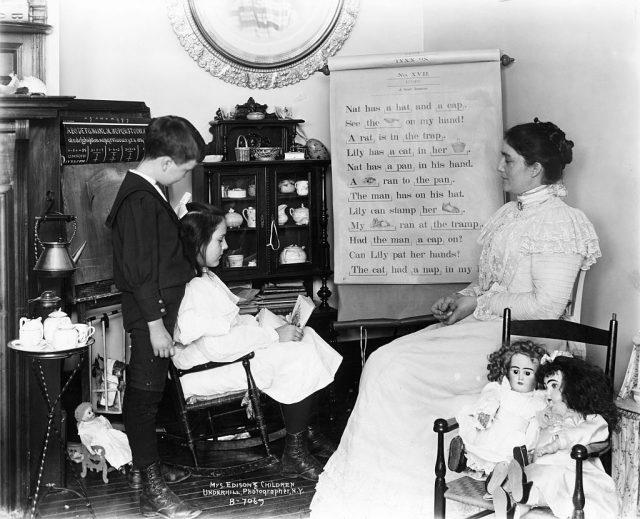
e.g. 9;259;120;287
194;160;329;288
193;119;335;337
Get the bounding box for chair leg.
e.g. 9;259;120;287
242;358;272;457
179;409;199;467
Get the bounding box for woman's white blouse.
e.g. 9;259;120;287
459;185;601;320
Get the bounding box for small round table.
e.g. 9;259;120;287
9;339;96;519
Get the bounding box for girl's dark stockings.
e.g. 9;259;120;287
280;393;316;434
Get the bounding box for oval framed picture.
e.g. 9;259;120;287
166;0;360;88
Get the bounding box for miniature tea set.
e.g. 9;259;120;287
12;309;96;352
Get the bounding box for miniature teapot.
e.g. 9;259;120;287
43;309;72;342
19;317;44;346
280;245;307;264
289;204;309;225
277;204;288;225
224;208;243;228
278;179;295;193
52;322;79;350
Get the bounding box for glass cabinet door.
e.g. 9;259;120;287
218;170;261;272
272;166;313;271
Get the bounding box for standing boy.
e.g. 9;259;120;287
106;116;204;519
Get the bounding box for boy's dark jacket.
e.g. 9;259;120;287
106;172;194;329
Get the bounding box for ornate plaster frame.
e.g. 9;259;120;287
166;0;359;89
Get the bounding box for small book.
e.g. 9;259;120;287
287;294;316;328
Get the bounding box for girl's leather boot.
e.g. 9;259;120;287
140;461;201;519
281;431;323;481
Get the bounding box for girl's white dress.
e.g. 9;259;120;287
310;185;601;519
77;416;132;469
525;410;618;518
172;271;342;404
456;377;546;474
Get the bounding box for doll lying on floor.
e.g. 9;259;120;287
74;402;132;471
486;353;619;519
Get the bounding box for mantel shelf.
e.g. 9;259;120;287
0;21;52;34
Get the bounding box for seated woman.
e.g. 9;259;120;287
172;202;342;481
310;119;602;518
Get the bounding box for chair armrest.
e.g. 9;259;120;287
572;440;610;461
173;351;256;377
433;417;459;434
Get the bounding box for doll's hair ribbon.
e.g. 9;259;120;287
541;350;573;365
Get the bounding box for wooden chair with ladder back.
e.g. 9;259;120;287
164;351;286;476
434;306;618;519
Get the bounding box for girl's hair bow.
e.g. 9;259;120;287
541;350;573;365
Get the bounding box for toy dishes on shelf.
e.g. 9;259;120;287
242;207;257;228
280;245;307;264
278;204;288;225
224;208;243;228
202;154;223;163
295;180;309;195
290;204;309;225
278;179;295;193
227;188;247;198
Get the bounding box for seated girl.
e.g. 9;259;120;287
450;340;547;476
487;353;619;519
171;202;342;481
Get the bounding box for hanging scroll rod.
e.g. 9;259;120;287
320;53;515;75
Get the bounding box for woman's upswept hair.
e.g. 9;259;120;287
504;118;574;184
486;340;547;384
537;356;618;431
179;201;225;276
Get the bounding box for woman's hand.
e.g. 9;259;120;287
433;295;478;325
276;324;304;343
431;293;461;322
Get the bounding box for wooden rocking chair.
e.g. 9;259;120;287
164;351;285;477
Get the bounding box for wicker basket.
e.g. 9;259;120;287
235;135;250;162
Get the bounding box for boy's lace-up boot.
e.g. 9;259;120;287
281;431;324;481
139;461;201;519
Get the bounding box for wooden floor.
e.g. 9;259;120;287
36;346;364;519
38;440;327;518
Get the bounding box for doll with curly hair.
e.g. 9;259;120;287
487;354;619;519
449;340;547;476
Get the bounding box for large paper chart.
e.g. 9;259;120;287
330;50;504;284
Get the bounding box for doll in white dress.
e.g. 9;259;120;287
487;354;619;519
172;202;342;481
75;402;132;470
451;340;547;476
